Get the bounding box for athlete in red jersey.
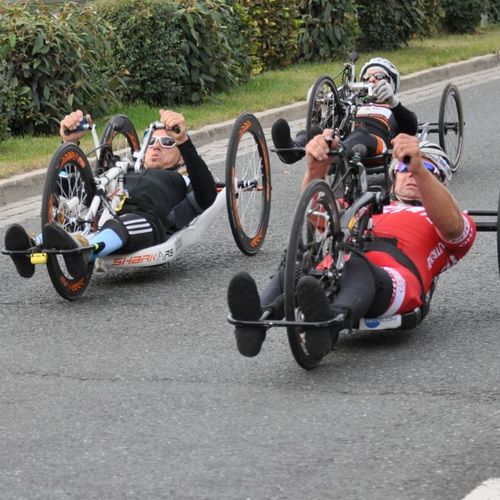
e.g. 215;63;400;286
227;133;476;361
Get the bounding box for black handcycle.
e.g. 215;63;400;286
305;52;464;172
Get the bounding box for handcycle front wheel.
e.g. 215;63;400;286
97;114;140;173
438;83;464;172
306;75;342;142
225;112;271;256
284;179;343;370
41;143;97;300
497;190;500;275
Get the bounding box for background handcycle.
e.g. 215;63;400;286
3;112;271;301
305;51;464;173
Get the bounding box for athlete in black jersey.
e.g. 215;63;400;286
272;57;418;174
4;109;217;279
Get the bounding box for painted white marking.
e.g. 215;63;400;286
462;478;500;500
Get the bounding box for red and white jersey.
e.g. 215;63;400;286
366;202;476;315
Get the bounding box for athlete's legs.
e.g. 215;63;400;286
332;253;393;323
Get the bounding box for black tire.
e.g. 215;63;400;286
306;75;342;141
225;112;271;255
438;83;464;172
41;143;97;301
97;114;140;174
497;190;500;276
284;180;343;370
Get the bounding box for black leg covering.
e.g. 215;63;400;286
332;253;393;323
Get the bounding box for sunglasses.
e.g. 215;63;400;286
395;160;440;177
148;136;176;149
362;72;389;82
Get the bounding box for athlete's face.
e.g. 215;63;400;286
393;158;443;202
394;170;422;202
144;129;182;170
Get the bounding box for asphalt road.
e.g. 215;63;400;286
0;71;499;500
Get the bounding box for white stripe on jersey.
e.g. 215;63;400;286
380;266;406;316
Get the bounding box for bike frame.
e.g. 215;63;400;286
77;121;230;270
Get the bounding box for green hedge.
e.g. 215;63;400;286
237;0;302;73
177;0;251;101
94;0;187;106
0;1;124;135
0;59;14;142
299;0;359;61
442;0;486;32
356;0;427;50
95;0;251;104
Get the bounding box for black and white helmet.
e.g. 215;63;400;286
360;57;400;93
389;140;453;185
419;140;452;183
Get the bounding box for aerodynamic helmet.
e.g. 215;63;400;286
389;140;452;185
360;57;400;93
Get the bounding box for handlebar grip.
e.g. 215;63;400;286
63;117;89;136
153;121;181;134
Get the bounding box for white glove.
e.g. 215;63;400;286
374;80;399;108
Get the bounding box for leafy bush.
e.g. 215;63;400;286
356;0;427;50
0;59;14;141
95;0;251;104
93;0;187;106
236;0;302;73
441;0;486;32
299;0;359;62
0;1;124;135
488;0;500;21
419;0;446;36
176;0;252;101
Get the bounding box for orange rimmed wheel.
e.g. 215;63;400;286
41;143;96;300
225;112;271;255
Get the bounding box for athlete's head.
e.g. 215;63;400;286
360;57;400;93
144;129;182;170
391;141;452;203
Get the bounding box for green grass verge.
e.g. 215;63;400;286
1;27;500;179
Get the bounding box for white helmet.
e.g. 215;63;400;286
419;141;452;183
389;140;452;185
360;57;400;93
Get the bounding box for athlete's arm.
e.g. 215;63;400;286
391;103;418;135
392;134;464;240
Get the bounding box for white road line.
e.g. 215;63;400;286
462;478;500;499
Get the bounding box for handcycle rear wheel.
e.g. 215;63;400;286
438;83;464;172
97;114;140;173
225;112;271;256
306;76;342;142
41;143;97;300
284;179;343;370
497;190;500;275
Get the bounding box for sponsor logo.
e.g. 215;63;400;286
112;248;175;266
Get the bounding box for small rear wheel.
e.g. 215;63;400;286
225;112;271;255
306;76;342;142
497;190;500;275
438;83;464;172
284;179;343;370
41;143;97;300
97;114;140;174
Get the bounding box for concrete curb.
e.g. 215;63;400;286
1;52;499;206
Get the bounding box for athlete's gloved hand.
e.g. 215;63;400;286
374;80;399;108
